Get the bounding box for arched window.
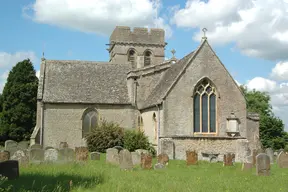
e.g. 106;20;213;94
137;116;143;132
144;51;152;66
193;79;216;133
153;113;157;140
128;49;136;65
82;109;98;137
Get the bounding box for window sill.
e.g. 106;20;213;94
159;135;246;140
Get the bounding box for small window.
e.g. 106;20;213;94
137;116;143;132
82;109;98;137
128;50;136;65
144;51;152;66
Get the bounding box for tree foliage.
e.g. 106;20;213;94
240;85;287;150
0;59;38;143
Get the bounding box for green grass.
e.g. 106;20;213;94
1;154;288;192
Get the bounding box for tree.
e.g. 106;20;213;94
0;59;38;144
240;85;287;150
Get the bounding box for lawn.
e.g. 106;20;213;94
1;154;288;192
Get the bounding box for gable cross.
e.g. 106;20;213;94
171;49;176;57
202;28;207;39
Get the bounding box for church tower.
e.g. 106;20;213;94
107;26;166;69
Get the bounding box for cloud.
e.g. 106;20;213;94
24;0;172;38
171;0;288;61
270;61;288;81
0;51;38;93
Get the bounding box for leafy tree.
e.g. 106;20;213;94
240;85;287;150
0;59;38;143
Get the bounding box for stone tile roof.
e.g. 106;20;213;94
139;51;196;109
41;60;131;104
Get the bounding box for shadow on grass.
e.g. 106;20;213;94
1;172;105;192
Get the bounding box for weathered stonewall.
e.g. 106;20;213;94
265;148;274;164
0;150;10;162
131;152;141;166
0;160;19;180
141;153;152;170
90;152;101;160
58;148;75;162
44;148;59;162
157;153;169;165
256;153;270;176
277;151;288;168
106;148;119;165
119;149;133;170
10;150;29;165
186;150;198;165
75;147;89;162
241;163;253;171
5;140;18;155
223;153;235;166
29;148;45;163
154;163;165;169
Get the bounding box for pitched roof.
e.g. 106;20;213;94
40;60;131;104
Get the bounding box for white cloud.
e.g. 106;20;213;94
171;0;288;61
246;77;277;92
0;51;38;93
270;61;288;81
24;0;172;38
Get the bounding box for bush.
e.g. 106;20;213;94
85;120;124;153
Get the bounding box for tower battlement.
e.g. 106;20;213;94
110;26;165;46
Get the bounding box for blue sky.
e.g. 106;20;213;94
1;0;288;129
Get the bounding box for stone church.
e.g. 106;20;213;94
31;26;261;162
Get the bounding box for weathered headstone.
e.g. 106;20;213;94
131;152;141;166
135;149;149;156
59;142;69;149
113;146;124;152
157;153;169;165
106;148;119;165
277;151;288;168
265;148;274;164
0;160;19;180
5;140;18;155
242;163;253;171
141;153;152;170
186;150;198;165
0;150;10;162
75;147;89;162
154;163;165;169
10;150;29;165
119;149;133;170
246;155;253;164
45;146;54;150
160;139;175;160
256;153;270;176
90;152;101;160
29;148;45;163
223;153;235;166
18;141;29;150
252;149;257;166
30;144;42;149
58;148;75;162
44;148;59;162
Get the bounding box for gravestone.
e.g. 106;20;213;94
246;155;253;164
106;148;119;165
17;141;29;150
242;163;253;171
256;153;270;176
44;148;59;162
186;150;198;165
252;149;257;166
75;147;89;161
131;152;141;166
0;160;19;180
29;148;45;163
160;139;175;160
45;146;54;150
141;153;152;170
223;153;235;166
59;142;69;149
90;152;101;160
154;163;165;169
265;148;274;164
5;140;18;155
0;150;10;162
58;148;75;162
113;146;124;152
10;150;29;165
135;149;149;156
277;151;288;168
157;153;169;165
30;144;42;149
119;149;133;170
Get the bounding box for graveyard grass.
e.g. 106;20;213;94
1;154;288;192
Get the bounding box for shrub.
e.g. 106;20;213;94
85;120;124;153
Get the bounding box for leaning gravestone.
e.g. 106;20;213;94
186;150;198;165
75;147;89;162
58;148;75;162
277;151;288;168
10;150;28;165
141;153;152;170
256;153;270;176
265;148;274;164
223;153;235;166
90;152;101;160
0;160;19;180
44;148;59;163
29;148;45;164
0;150;10;162
5;140;18;155
106;148;119;165
131;152;141;166
119;149;133;170
157;153;169;165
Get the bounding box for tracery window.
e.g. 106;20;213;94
128;49;136;65
193;79;216;133
82;109;98;137
144;51;152;66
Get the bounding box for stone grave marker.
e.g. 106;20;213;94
252;149;257;166
131;152;141;166
135;149;149;156
154;163;165;169
242;163;253;171
59;142;69;149
246;155;253;164
106;148;119;165
29;148;45;163
17;141;29;151
5;140;18;155
186;150;198;165
30;144;42;149
10;150;28;165
141;153;152;170
0;160;19;180
265;148;274;164
59;148;75;162
223;153;235;166
119;149;133;170
44;148;59;163
256;153;270;176
0;150;10;162
157;153;169;165
277;151;288;168
113;146;124;152
75;147;89;162
90;152;101;160
45;146;54;150
160;139;175;160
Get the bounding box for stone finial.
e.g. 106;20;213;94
170;49;177;63
171;49;176;58
41;52;45;61
202;28;208;40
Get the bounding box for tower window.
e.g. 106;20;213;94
144;51;152;66
128;50;136;65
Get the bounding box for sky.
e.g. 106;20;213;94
1;0;288;130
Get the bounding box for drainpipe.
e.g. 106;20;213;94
40;102;44;146
155;104;160;155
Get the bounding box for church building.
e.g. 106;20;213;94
31;26;261;162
